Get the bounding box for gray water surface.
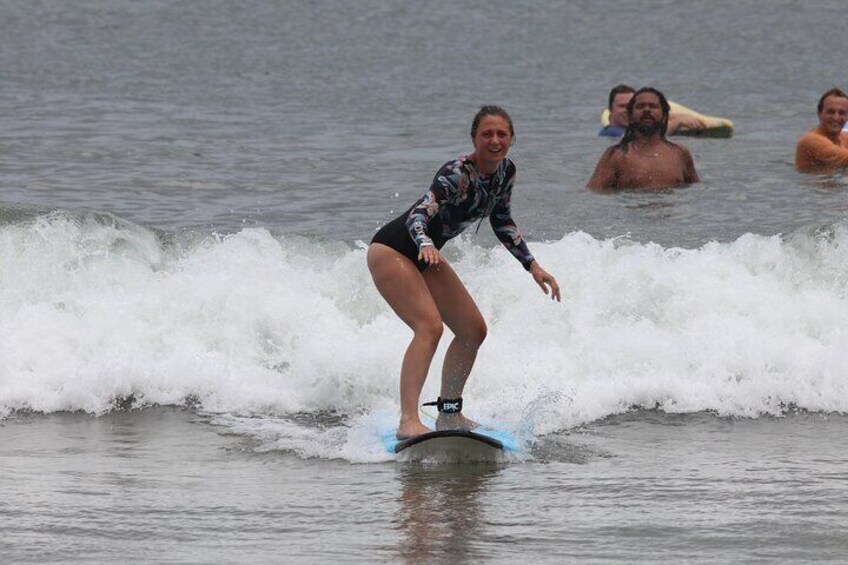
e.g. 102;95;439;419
2;0;847;245
2;409;847;563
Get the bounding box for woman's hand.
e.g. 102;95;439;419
418;245;442;266
530;261;561;302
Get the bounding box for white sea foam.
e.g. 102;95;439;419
2;212;848;460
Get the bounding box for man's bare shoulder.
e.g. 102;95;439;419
797;127;825;146
601;143;626;157
596;143;627;164
663;140;693;155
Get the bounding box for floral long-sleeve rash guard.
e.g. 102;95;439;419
404;155;535;270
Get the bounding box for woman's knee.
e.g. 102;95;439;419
414;316;444;346
468;318;487;348
454;316;487;349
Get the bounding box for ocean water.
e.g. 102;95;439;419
2;0;848;563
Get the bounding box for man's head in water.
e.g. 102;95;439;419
624;87;671;140
607;84;636;128
816;88;848;138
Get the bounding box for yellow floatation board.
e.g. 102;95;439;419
601;101;734;138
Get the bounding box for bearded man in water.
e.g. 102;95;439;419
588;87;700;191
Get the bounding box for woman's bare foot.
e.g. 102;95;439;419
396;419;432;440
435;412;479;431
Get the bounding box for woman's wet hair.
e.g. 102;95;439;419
471;105;515;139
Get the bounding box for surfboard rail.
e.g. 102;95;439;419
382;426;519;455
392;429;504;453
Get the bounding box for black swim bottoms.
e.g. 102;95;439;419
371;213;429;271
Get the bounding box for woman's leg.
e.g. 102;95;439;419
367;243;444;439
423;261;487;431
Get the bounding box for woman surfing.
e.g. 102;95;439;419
367;105;561;440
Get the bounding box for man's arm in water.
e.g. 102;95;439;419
681;146;700;184
795;131;848;171
667;112;706;135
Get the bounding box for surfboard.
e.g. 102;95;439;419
382;426;519;459
601;100;734;138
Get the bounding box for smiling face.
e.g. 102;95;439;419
471;115;513;172
817;94;848;137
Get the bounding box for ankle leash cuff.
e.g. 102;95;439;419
422;397;463;414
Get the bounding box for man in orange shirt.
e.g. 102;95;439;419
795;88;848;173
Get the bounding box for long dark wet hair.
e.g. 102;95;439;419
618;87;671;151
470;105;515;139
